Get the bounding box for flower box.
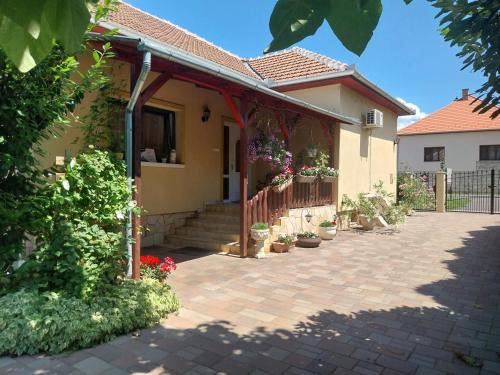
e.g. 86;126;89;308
296;175;317;184
321;176;337;183
272;177;293;193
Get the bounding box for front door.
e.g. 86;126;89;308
223;122;240;202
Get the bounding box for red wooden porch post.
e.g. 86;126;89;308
239;96;249;257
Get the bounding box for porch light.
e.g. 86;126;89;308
201;106;211;122
305;211;313;223
393;136;400;146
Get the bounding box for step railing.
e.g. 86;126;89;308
247;178;334;230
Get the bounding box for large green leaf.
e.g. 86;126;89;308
265;0;327;53
0;0;91;72
326;0;383;56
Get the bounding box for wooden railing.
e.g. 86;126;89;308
247;178;333;230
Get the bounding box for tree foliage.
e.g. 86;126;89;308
432;0;499;118
0;0;113;72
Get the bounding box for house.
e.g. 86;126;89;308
41;2;413;274
398;89;500;172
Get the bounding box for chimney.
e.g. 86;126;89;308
462;88;469;100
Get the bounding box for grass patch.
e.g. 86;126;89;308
447;197;470;209
0;279;180;356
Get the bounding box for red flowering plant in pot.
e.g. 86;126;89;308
139;255;177;283
270;167;294;192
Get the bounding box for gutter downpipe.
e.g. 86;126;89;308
125;45;151;277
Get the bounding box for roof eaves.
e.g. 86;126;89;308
91;27;360;126
270;68;415;116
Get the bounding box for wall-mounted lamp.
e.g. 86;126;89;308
305;211;313;223
201;106;211;123
393;136;400;146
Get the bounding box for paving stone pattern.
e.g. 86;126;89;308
2;213;500;374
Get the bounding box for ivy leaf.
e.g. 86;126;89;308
62;179;70;191
326;0;383;56
0;0;91;72
264;0;327;53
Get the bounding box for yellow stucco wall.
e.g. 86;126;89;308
285;84;399;206
40;59;235;216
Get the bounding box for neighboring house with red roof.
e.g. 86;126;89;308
398;89;500;172
42;2;413;260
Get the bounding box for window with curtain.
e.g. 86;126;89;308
107;101;176;162
141;106;176;162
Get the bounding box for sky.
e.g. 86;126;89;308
126;0;485;128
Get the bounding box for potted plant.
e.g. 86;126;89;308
250;222;269;259
270;167;294;193
296;231;322;248
319;166;339;183
272;234;295;253
296;166;318;183
318;218;337;240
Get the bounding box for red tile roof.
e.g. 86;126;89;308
398;96;500;136
245;48;349;82
107;2;258;78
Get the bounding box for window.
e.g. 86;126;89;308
480;145;500;161
141;106;176;162
424;147;445;162
108;101;177;163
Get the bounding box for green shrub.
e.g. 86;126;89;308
0;279;180;356
381;205;406;225
12;151;132;297
251;222;268;230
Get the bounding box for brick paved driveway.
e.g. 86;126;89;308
2;212;500;375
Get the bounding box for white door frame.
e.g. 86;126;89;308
223;122;240;202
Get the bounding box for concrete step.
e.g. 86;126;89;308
165;234;239;253
175;226;239;242
205;203;240;214
185;218;240;232
197;212;241;223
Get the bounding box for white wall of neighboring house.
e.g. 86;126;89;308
398;130;500;172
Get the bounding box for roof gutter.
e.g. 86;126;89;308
270;68;415;116
89;27;360;125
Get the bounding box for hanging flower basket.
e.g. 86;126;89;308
296;175;317;184
319;167;339;183
272;177;293;192
296;166;318;183
248;133;292;171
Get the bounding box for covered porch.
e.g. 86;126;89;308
92;33;357;278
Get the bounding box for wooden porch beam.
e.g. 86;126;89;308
137;72;172;108
274;110;290;146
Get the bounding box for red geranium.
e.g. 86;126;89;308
140;255;160;268
159;257;177;273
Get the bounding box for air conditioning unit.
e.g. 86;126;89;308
364;109;383;129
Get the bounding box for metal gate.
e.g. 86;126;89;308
446;169;499;214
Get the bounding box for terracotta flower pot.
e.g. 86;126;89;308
296;175;317;184
296;237;322;248
272;241;291;253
